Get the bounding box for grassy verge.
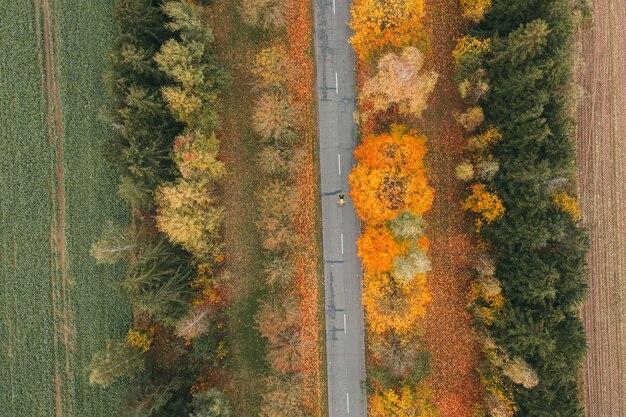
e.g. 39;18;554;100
207;2;271;415
208;1;324;415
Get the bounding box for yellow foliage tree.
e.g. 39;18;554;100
479;341;518;417
552;192;581;221
173;131;224;181
460;0;492;23
349;0;426;61
453;35;491;67
253;46;287;90
463;183;505;230
362;272;430;334
156;178;224;261
370;385;439;417
126;328;153;352
156;131;224;261
468;279;504;325
467;125;503;152
162;86;204;126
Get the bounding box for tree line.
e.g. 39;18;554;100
349;0;442;414
88;1;232;416
456;1;590;415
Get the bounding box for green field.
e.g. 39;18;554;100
0;1;130;416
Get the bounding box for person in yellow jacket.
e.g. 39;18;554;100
338;192;346;206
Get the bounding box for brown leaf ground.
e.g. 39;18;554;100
420;1;482;415
284;0;324;414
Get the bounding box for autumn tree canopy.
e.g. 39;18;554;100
362;272;430;334
369;385;438;417
358;226;409;275
155;1;230;131
156;132;224;261
350;0;426;61
350;125;434;225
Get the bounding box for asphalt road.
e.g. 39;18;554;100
312;0;367;415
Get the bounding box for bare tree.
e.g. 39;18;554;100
264;255;295;288
253;93;294;142
477;276;502;297
362;47;438;117
257;146;291;177
369;331;425;379
476;160;500;181
260;375;308;417
90;221;137;264
485;392;514;417
175;304;212;339
394;249;432;284
240;0;288;30
257;297;303;373
474;252;496;277
256;180;297;253
190;388;233;417
389;210;425;240
455;161;475;181
503;356;539;389
88;339;145;386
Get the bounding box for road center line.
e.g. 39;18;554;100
338;153;341;175
335;72;338;95
347;392;350;414
333;0;336;14
344;313;347;334
340;233;344;254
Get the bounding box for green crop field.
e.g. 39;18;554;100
0;1;130;416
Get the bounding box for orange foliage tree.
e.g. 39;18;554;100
349;125;434;225
349;0;426;62
358;226;409;275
